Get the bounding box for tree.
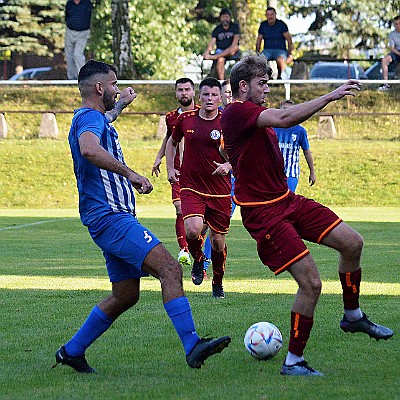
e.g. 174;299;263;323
110;0;136;79
287;0;400;58
0;0;64;58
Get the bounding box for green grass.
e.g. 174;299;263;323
0;210;399;400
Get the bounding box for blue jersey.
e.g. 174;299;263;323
68;108;136;226
274;125;309;179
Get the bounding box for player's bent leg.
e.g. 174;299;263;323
321;222;363;273
321;223;393;340
142;243;184;303
287;254;321;317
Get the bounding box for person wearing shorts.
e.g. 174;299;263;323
166;77;231;298
221;54;393;376
255;7;293;79
151;78;199;266
53;60;230;374
379;15;400;91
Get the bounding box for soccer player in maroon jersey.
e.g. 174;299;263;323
151;78;197;267
166;77;232;298
221;54;393;376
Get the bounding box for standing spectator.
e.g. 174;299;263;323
379;15;400;91
53;60;231;373
221;54;393;376
65;0;92;80
275;99;316;192
202;8;240;80
151;78;198;267
255;7;293;79
166;78;232;299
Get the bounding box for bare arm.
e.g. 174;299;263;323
255;33;263;53
202;37;216;58
165;136;180;183
256;80;362;129
105;87;137;123
151;135;168;177
206;35;240;60
303;149;316;186
79;131;152;194
283;31;294;63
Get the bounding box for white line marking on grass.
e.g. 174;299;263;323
0;218;70;231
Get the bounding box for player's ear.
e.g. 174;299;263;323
239;80;247;93
95;81;103;95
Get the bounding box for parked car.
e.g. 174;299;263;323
8;67;52;81
309;61;367;80
365;61;398;80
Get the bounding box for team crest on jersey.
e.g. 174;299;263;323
210;130;221;140
291;134;297;142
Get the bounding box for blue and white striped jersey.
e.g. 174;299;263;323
274;125;310;179
68;108;136;226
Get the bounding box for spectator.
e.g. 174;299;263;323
379;15;400;91
202;8;240;80
65;0;92;80
255;7;293;79
274;99;316;192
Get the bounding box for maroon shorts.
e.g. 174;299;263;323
171;181;181;203
240;192;342;275
180;189;231;234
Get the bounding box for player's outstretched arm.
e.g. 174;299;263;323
105;87;137;123
165;136;180;184
257;80;362;129
151;135;168;177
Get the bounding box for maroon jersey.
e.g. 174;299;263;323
166;105;199;170
172;109;231;196
221;101;288;205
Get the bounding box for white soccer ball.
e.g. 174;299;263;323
244;321;283;360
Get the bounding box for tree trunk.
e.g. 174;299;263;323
111;0;137;79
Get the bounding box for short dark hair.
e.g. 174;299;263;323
199;77;221;91
220;8;231;17
221;80;230;88
266;7;276;13
175;77;195;89
78;60;117;84
230;54;272;96
394;15;400;22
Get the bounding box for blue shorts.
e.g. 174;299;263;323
88;212;160;282
287;177;299;192
215;48;240;60
262;49;288;61
388;52;400;63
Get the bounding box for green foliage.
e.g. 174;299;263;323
288;0;400;57
0;0;64;56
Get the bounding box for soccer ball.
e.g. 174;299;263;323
244;321;283;360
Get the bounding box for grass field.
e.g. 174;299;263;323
0;208;399;400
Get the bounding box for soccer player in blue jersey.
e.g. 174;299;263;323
52;60;230;373
274;100;316;192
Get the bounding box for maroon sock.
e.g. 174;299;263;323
339;269;361;310
211;247;226;285
186;236;204;262
175;214;187;251
288;312;314;357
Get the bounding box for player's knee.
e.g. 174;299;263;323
348;231;364;257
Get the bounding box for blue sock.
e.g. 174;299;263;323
64;305;114;357
204;236;211;271
164;296;200;355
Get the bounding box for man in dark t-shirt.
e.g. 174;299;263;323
255;7;293;79
203;8;240;80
